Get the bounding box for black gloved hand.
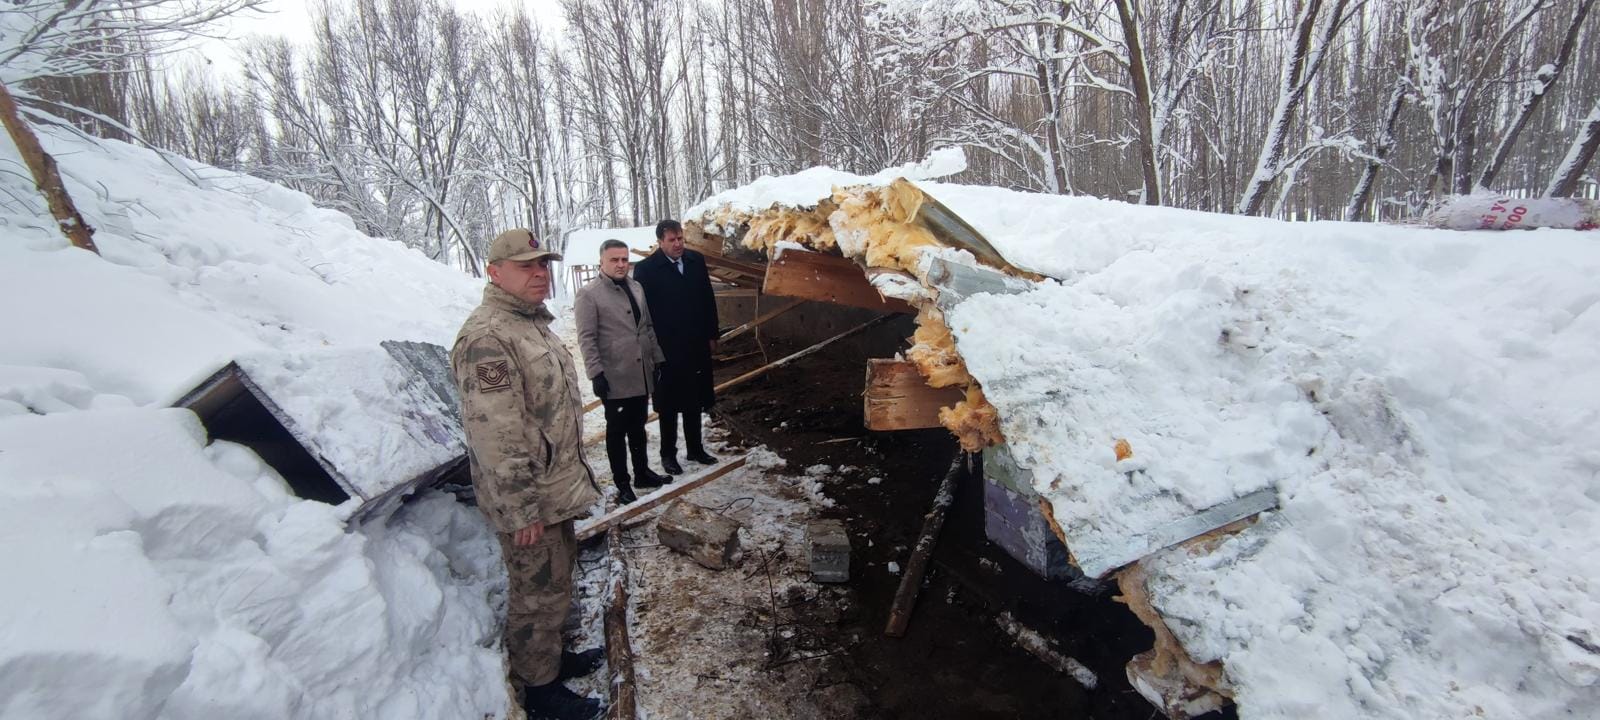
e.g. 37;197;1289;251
653;363;665;385
592;373;609;399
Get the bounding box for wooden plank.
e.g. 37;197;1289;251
575;456;748;541
863;359;965;431
763;249;914;314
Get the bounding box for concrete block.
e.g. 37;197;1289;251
807;519;850;583
657;500;742;570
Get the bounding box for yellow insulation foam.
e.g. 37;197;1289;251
906;306;971;388
939;385;1005;452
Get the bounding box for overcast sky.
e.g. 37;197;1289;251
187;0;565;81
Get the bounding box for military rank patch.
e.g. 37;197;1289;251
475;360;512;392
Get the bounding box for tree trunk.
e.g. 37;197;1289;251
1478;0;1595;191
1545;97;1600;198
1115;0;1161;205
0;82;98;255
1236;0;1324;216
1345;81;1406;221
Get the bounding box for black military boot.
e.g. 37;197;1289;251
523;681;603;720
558;648;605;681
685;447;717;465
661;455;683;475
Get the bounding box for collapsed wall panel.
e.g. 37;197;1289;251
174;342;467;521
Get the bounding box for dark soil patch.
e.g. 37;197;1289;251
709;328;1237;720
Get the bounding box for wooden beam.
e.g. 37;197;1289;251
576;456;748;541
885;454;964;637
604;526;638;720
719;298;805;343
863;359;965;431
763;249;914;314
712;314;896;393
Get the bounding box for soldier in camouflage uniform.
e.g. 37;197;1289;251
451;228;605;720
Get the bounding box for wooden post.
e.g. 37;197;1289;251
0;82;97;255
884;453;965;637
604;526;637;720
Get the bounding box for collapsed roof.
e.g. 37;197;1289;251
682;159;1600;719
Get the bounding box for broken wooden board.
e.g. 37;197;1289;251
763;248;914;314
924;256;1036;311
701;253;768;287
575;456;748;541
863;359;965;431
1076;488;1279;579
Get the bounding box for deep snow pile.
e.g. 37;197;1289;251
928;186;1600;719
687;156;1600;718
0;129;511;718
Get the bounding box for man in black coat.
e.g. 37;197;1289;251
632;219;719;474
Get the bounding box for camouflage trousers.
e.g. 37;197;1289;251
496;519;576;687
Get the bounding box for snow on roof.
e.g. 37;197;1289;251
684;146;967;222
933;183;1600;718
562;224;659;266
1;130;505;717
685;155;1600;718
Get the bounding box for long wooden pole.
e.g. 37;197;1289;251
604;526;637;720
0;82;97;254
576;456;748;541
719;298;805;344
884;453;965;638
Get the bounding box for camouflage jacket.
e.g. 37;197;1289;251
451;284;599;533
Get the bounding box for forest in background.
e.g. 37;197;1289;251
8;0;1600;276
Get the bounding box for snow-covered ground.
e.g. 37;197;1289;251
687;155;1600;719
0;130;510;718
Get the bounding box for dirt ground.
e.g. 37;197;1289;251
563;325;1236;720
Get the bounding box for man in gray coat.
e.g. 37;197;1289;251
575;239;669;504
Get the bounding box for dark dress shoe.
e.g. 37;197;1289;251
634;467;671;489
661;456;683;475
558;648;605;680
615;484;637;505
686;449;718;465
